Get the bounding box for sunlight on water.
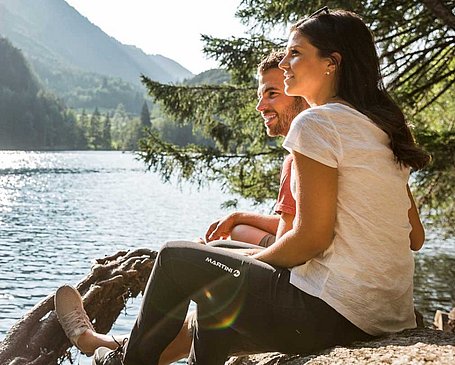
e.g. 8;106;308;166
0;151;453;365
0;151;271;365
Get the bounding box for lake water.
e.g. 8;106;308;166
0;151;454;365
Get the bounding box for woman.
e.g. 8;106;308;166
77;8;429;365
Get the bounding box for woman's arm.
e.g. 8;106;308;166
407;184;425;251
252;151;338;267
275;212;295;240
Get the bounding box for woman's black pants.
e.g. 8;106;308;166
122;240;371;365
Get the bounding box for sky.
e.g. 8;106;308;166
64;0;250;75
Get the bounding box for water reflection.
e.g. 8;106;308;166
415;253;455;321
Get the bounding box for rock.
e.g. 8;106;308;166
434;308;455;333
434;310;451;331
449;308;455;333
227;328;455;365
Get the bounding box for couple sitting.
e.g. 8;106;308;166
55;8;428;365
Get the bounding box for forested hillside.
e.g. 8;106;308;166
0;38;84;149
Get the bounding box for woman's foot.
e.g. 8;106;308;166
54;284;96;355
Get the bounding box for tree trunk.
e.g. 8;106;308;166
0;249;157;365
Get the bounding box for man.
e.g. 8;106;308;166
204;50;307;248
54;50;308;365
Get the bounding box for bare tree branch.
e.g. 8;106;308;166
0;249;157;365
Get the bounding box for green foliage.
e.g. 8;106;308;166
106;103;149;151
138;129;284;202
409;86;455;235
0;37;154;152
151;114;211;147
102;113;112;149
138;0;454;232
140;102;151;129
413;128;454;235
140;75;285;200
201;35;284;84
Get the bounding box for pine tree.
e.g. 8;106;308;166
138;101;152;142
102;112;112;150
89;107;102;149
140;101;151;129
77;109;90;146
139;0;455;231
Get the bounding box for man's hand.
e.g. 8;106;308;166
205;214;236;242
193;237;206;244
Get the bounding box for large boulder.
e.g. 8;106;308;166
227;328;455;365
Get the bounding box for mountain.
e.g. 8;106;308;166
0;0;193;111
184;69;231;85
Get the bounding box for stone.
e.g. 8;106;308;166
227;328;455;365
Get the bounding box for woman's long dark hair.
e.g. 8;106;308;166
292;10;430;170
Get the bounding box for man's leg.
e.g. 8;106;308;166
230;224;275;246
157;315;193;364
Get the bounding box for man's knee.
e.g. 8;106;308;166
230;224;251;241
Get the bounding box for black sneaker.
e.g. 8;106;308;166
92;338;127;365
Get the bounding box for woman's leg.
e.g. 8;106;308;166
123;240;372;365
187;261;374;363
123;240;271;365
75;241;261;363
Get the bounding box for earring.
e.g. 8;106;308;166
325;71;330;75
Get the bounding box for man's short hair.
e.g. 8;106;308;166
257;50;285;75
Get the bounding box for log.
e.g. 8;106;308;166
0;249;157;365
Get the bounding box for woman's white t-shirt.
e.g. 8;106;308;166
283;103;416;336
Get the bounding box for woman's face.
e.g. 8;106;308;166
279;31;334;104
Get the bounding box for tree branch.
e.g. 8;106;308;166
0;249;157;365
421;0;455;30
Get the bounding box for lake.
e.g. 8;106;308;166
0;151;454;364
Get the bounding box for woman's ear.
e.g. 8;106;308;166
328;52;342;72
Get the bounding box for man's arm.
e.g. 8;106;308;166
205;212;280;242
275;212;294;240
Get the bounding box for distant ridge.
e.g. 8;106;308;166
0;0;194;86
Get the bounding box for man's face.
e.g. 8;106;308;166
256;68;307;137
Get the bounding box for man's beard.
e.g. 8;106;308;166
267;99;306;137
